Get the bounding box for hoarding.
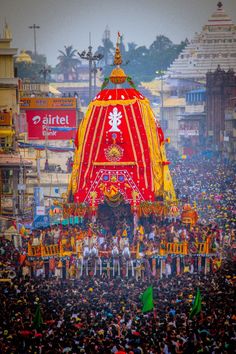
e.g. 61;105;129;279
34;187;44;215
33;215;50;229
20;97;77;110
33;188;49;228
179;130;199;136
26;109;77;140
0;112;12;126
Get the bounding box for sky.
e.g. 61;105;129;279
1;0;236;66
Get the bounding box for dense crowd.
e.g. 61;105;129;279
0;153;235;353
0;239;235;353
29;153;236;261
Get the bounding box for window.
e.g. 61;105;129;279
0;137;11;149
0;137;6;148
2;170;13;194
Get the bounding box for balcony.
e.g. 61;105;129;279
21;82;49;96
225;110;236;120
179;129;199;136
185;104;205;113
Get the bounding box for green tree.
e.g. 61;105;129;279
97;32;115;78
97;26;114;67
96;34;188;85
56;45;81;81
97;40;114;67
124;45;149;83
15;51;48;82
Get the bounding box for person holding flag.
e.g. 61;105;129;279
189;287;202;319
33;302;43;330
140;285;154;313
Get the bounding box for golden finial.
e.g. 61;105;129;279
110;32;126;85
113;32;122;66
3;19;12;39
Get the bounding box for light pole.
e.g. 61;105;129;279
91;61;102;98
78;42;103;102
156;70;165;129
39;65;51;84
29;24;40;55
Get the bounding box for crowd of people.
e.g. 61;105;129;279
28;153;235;264
0;239;235;353
0;152;235;353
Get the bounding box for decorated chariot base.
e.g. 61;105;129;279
67;33;176;228
26;221;222;280
25;35;224;280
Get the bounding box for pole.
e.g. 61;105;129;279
78;35;103;104
0;172;1;215
29;24;40;56
33;26;36;55
161;75;163;126
36;150;41;186
88;45;92;102
156;70;165;128
45;125;48;161
93;61;96;98
19;156;24;216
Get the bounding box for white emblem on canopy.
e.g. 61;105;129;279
108;107;122;132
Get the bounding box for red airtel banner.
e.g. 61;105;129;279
26;109;77;140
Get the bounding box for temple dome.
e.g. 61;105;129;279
167;2;236;80
68;34;176;210
207;1;233;26
16;50;32;64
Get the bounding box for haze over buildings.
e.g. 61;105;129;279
1;0;236;66
167;2;236;79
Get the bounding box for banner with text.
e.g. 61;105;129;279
26;109;77;140
20;97;77;110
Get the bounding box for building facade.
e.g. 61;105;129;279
0;23;32;232
224;97;236;161
161;2;236;153
167;2;236;80
206;66;236;157
178;89;206;155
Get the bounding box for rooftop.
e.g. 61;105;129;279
167;2;236;80
0;154;32;167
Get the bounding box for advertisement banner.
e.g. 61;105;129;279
20;97;77;110
36;206;45;215
14;113;27;133
26;109;77;140
33;187;48;229
0;112;12;126
34;187;45;217
179;129;199;136
33;215;50;229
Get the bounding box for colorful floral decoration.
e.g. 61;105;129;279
68;33;176;215
104;144;124;162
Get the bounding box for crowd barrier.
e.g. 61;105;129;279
28;239;212;258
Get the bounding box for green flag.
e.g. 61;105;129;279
141;286;154;313
190;287;202;319
33;303;43;329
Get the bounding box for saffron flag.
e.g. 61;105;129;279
189;288;202;319
141;286;154;313
33;303;43;329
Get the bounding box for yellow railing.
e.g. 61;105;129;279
159;241;210;256
196;242;206;254
28;243;41;257
27;240;213;258
41;244;60;257
166;242;188;255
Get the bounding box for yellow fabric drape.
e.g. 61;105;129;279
69;96;176;203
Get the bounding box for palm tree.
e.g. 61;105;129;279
56;45;81;81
